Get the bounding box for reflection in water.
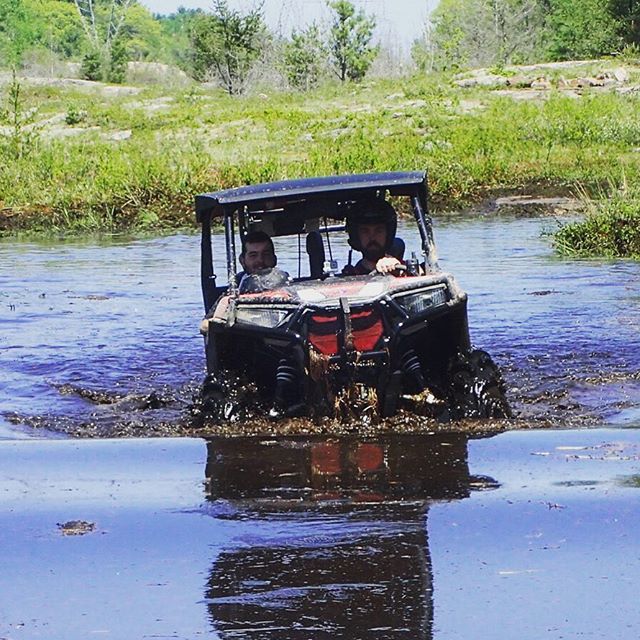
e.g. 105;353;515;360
203;434;498;638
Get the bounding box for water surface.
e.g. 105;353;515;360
1;429;639;639
2;214;638;437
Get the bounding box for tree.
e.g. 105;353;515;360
106;34;127;81
0;0;36;66
73;0;134;82
28;0;84;60
545;0;620;60
427;0;548;70
609;0;640;46
425;0;627;69
423;0;471;70
188;0;265;94
327;0;378;82
119;3;165;61
283;23;326;90
80;47;102;79
156;8;204;71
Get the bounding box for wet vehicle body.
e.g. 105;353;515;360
196;171;510;420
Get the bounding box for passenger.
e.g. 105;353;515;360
236;231;290;293
238;230;277;277
342;199;405;276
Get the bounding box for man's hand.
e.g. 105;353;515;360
375;256;405;274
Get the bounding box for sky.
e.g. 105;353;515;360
138;0;439;51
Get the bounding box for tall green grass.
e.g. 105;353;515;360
554;182;640;259
2;73;640;243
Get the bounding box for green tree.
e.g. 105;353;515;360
28;0;84;60
424;0;471;70
427;0;548;70
0;70;39;159
0;0;36;65
284;23;326;90
73;0;133;82
106;36;127;82
120;3;165;61
545;0;620;59
188;0;265;94
157;8;204;71
80;46;102;79
609;0;640;46
327;0;378;82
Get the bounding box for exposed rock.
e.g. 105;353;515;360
455;61;635;98
502;59;604;73
454;73;510;88
125;96;174;113
457;99;485;113
104;130;132;141
616;84;640;95
576;76;605;87
126;62;191;86
57;520;97;536
506;75;532;88
0;73;142;96
493;195;581;215
557;76;577;89
613;67;630;83
530;76;552;90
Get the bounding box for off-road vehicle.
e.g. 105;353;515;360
196;171;510;421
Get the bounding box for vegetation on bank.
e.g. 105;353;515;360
3;0;640;88
2;1;640;257
2;65;640;252
554;183;640;259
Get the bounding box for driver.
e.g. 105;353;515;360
342;199;405;275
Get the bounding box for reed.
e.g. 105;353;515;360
553;180;640;259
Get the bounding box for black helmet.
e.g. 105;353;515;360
346;198;397;252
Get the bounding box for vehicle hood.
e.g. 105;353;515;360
234;272;464;307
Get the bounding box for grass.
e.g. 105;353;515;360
553;181;640;259
2;67;640;256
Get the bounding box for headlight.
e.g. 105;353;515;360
394;286;447;316
235;306;291;328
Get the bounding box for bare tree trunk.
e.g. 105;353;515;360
73;0;133;56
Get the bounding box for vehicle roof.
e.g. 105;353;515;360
195;171;427;222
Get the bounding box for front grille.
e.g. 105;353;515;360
308;307;384;356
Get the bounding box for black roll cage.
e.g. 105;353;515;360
196;171;435;312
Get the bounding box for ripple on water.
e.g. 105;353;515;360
1;216;639;438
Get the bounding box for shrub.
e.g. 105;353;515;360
554;183;640;259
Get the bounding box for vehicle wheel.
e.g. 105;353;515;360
379;370;402;418
447;350;511;420
198;374;234;422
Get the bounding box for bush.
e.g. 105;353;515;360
554;183;640;259
81;49;102;81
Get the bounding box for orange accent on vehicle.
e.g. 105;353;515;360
351;310;384;352
308;308;384;355
308;313;340;355
355;443;385;472
311;442;341;475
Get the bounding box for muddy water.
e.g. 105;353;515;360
2;213;640;638
2;429;640;639
1;213;639;438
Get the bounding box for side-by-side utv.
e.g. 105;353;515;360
195;171;510;421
